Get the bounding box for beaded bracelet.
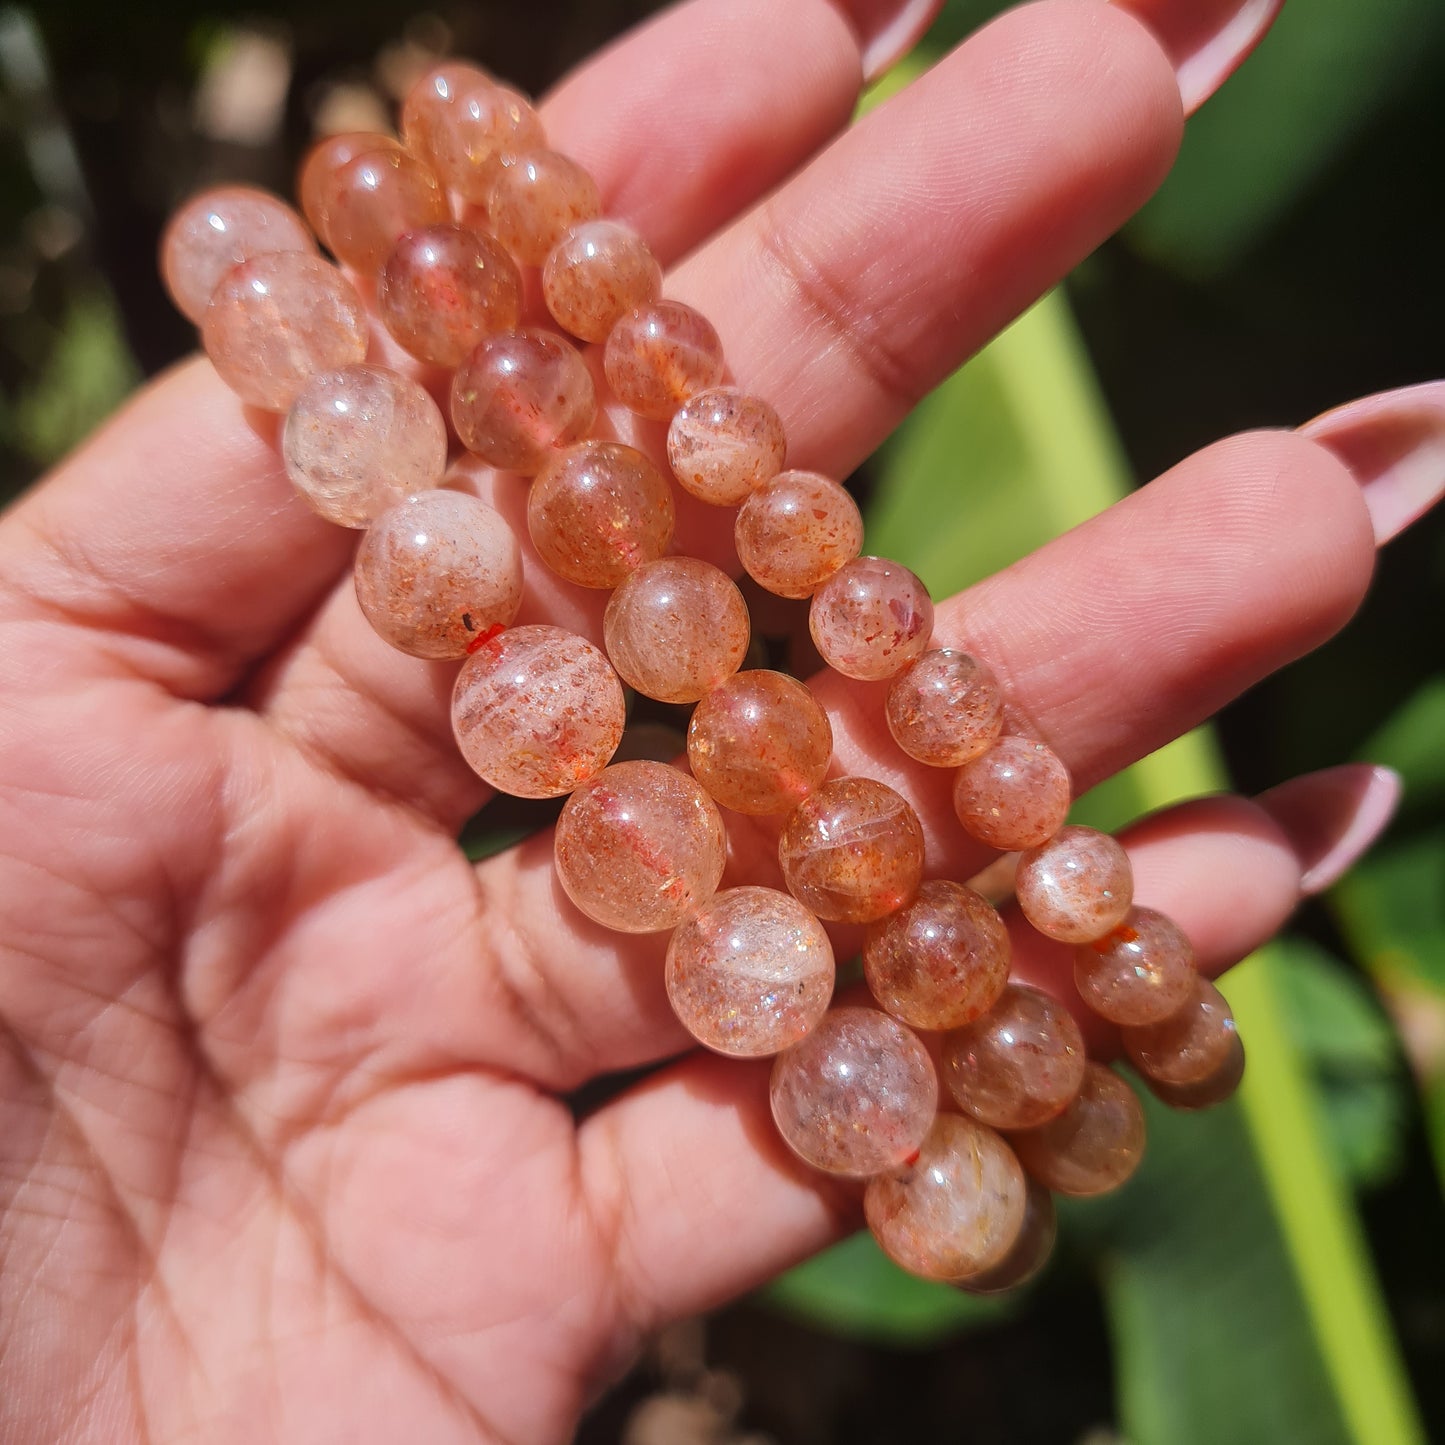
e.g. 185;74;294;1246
159;58;1244;1295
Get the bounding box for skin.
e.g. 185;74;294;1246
0;1;1427;1442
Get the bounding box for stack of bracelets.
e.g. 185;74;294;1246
159;59;1244;1296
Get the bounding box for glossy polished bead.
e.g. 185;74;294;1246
555;761;726;933
488;150;601;266
1075;907;1197;1026
1008;1062;1145;1197
864;880;1011;1031
1145;1031;1245;1110
1123;977;1237;1086
202;253;367;412
528;441;675;589
667;389;787;506
603;558;750;703
686;670;832;815
886;650;1004;768
297;132;401;249
952;737;1072;852
604;300;725;420
667;886;835;1057
452;625;624;798
941;983;1086;1129
161;186;316;324
314;147;448;273
543;220;662;343
865;1114;1027;1283
1015;826;1133;944
734;471;862;599
770;1006;937;1177
376;224;521;367
957;1178;1056;1295
354;491;522;658
810;556;934;681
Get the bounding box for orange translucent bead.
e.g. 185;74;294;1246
667;886;835;1056
687;670;832;816
956;1178;1056;1295
770;1006;937;1177
810;556;933;682
451;625;624;798
941;983;1086;1129
886;649;1004;768
1144;1031;1245;1110
952;736;1071;852
865;1113;1027;1282
554;760;726;933
667;388;787;507
603;558;750;703
297;132;401;249
1075;907;1196;1026
863;880;1011;1031
312;146;449;273
1008;1062;1145;1197
1015;825;1133;944
487;150;601;266
542;220;662;343
604;300;725;421
528;441;675;589
1122;977;1237;1086
734;471;864;599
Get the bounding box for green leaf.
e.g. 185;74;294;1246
1355;675;1445;814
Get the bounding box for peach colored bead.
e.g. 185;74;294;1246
810;556;933;682
281;364;447;526
554;761;726;933
666;886;835;1057
528;441;675;589
865;1114;1027;1283
1015;825;1133;944
354;491;522;659
952;736;1071;851
769;1006;937;1177
402;64;544;204
1009;1062;1145;1197
941;983;1086;1129
297;133;401;249
779;778;924;925
603;558;750;703
863;880;1011;1031
1123;977;1237;1087
542;220;662;343
451;327;597;476
886;649;1004;768
734;471;864;599
604;300;725;421
667;389;787;507
202;253;367;412
1145;1031;1245;1110
161;186;315;324
376;224;521;367
451;624;624;798
487;150;601;266
313;146;449;273
956;1179;1056;1295
686;670;833;816
1075;907;1197;1026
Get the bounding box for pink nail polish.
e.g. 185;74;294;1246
1300;382;1445;546
847;0;944;82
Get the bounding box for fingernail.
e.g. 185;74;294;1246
1257;763;1402;896
1300;381;1445;546
1112;0;1284;116
841;0;945;82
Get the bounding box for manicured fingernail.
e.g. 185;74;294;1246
1300;381;1445;545
841;0;945;82
1258;764;1401;896
1112;0;1284;115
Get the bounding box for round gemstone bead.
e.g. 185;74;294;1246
603;558;750;703
886;650;1004;768
202;253;367;412
451;625;624;798
297;132;401;249
528;441;675;589
354;491;522;659
941;983;1086;1129
281;364;447;526
1075;907;1197;1026
604;301;725;421
313;146;449;273
1144;1031;1245;1110
863;880;1011;1031
686;670;833;816
666;886;835;1057
554;761;727;934
809;556;934;681
734;471;862;599
865;1113;1027;1283
376;224;521;367
451;328;597;476
1008;1062;1145;1197
952;737;1071;852
667;389;787;507
487;150;601;267
542;220;662;343
778;778;924;925
769;1006;937;1178
1123;977;1237;1087
161;186;316;324
956;1178;1056;1295
1015;826;1133;944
